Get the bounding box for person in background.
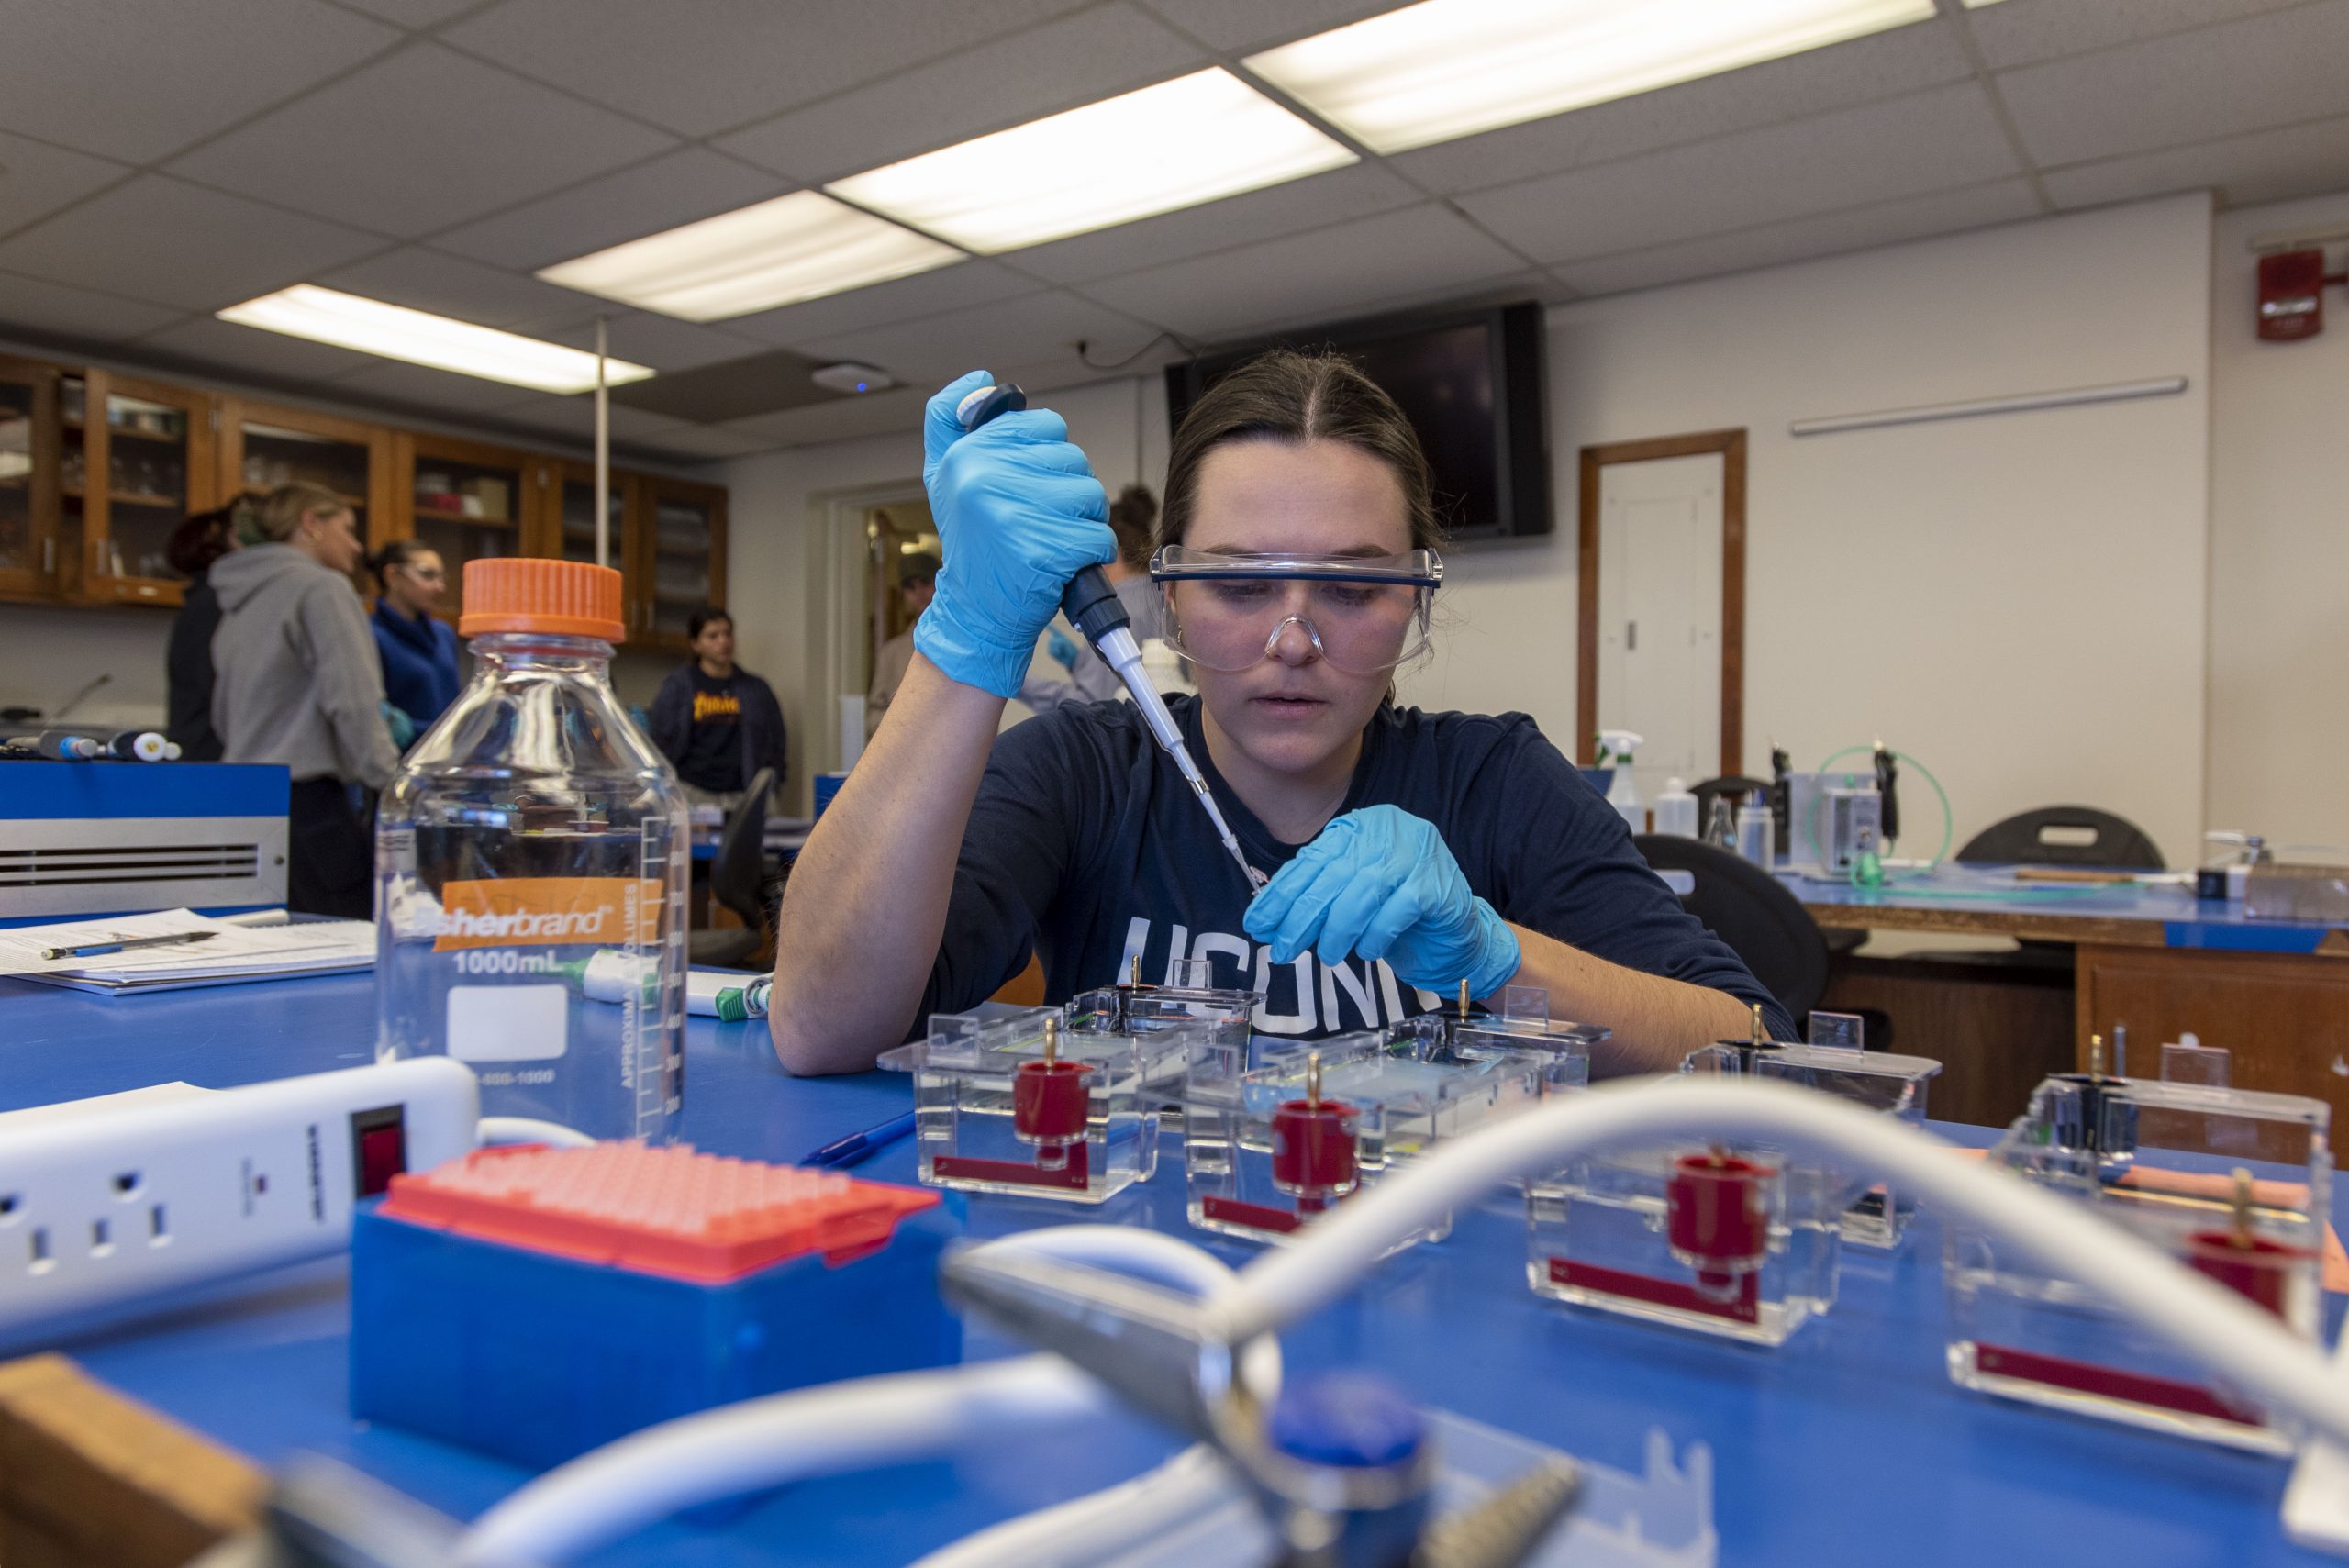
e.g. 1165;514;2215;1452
367;539;460;743
864;553;937;740
1017;483;1163;715
209;482;398;918
163;495;249;762
650;606;786;813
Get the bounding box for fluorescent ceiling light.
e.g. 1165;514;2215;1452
827;69;1355;253
217;285;654;395
1246;0;1936;154
537;191;962;322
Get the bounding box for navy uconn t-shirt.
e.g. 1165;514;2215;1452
918;695;1790;1042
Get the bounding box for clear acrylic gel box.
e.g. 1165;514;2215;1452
1682;1037;1943;1249
1184;1001;1584;1248
887;1006;1208;1204
1063;959;1261;1115
1527;1021;1941;1344
1945;1053;2331;1453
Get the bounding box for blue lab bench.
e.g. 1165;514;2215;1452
0;972;2337;1566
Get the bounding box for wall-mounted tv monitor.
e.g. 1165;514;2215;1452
1163;300;1552;543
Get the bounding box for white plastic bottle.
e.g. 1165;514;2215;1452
375;560;689;1142
1736;788;1776;870
1653;777;1699;838
1597;729;1645;831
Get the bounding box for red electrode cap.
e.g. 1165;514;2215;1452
1013;1060;1093;1145
1667;1151;1771;1272
461;557;627;643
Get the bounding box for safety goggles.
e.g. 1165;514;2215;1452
1149;547;1442;676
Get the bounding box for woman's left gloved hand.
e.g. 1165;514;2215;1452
1243;805;1520;997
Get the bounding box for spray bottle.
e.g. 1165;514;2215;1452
1596;729;1645;832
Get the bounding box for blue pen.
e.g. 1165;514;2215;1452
802;1110;917;1170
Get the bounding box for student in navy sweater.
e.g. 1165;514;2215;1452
770;352;1787;1077
367;539;461;743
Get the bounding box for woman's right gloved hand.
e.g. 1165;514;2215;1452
915;370;1115;699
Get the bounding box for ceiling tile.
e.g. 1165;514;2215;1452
0;175;383;311
331;0;484;26
131;314;386;382
1389;17;1972;195
1965;0;2313;71
1132;0;1410;55
321;246;603;326
1454;83;2019;264
721;261;1041;348
1007;161;1421;284
490;395;688;441
2043;111;2349;213
718;385;932;448
0;132;132;239
1997;2;2349;168
1080;204;1528;339
793;290;1166;388
715;6;1207;183
632;424;778;460
0;0;400;163
517;308;769;373
0;270;183;344
1549;178;2042;297
442;0;1092;138
325;358;550;414
429;148;790;272
165;42;675;237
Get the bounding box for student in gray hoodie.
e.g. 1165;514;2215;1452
210;482;399;918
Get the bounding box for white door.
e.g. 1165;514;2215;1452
1596;453;1723;804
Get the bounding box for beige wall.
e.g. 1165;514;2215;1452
1404;192;2217;867
2206;190;2349;854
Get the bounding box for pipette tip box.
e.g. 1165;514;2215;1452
349;1141;957;1467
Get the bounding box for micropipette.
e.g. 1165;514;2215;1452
956;383;1268;891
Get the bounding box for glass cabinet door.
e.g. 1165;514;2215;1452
72;370;214;606
228;407;380;546
639;479;727;651
406;438;527;622
0;355;59;600
559;471;629;564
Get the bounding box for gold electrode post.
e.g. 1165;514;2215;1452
1307;1050;1322;1109
1751;1002;1765;1047
2089;1032;2105;1077
1042;1014;1059;1067
2231;1166;2256;1248
1458;980;1470;1022
1130;954;1141;987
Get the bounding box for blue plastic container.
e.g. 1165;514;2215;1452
349;1195;962;1468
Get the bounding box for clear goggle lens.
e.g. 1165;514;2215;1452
1149;547;1442;677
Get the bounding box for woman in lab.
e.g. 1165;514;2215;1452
769;356;1783;1075
367;539;462;745
210;482;399;919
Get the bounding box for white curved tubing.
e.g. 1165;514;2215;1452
457;1226;1255;1567
906;1443;1242;1568
1210;1076;2349;1452
474;1117;596;1149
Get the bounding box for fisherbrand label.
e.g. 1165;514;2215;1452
430;877;662;951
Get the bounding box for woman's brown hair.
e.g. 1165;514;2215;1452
250;481;351;543
1153;349;1442;555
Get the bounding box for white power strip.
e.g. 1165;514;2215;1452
0;1059;479;1353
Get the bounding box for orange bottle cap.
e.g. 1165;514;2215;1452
460;558;626;643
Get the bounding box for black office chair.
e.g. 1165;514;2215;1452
1635;834;1828;1022
689;768;776;970
1956;806;2166;872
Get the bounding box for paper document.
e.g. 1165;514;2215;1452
0;909;375;994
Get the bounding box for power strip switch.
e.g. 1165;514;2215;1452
0;1059;479;1353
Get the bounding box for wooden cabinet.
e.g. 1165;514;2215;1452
217;400;394;550
0;354;725;624
64;370;215;608
0;355;62;603
389;433;536;623
636;476;727;652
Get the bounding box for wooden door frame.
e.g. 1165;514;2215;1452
1575;429;1747;773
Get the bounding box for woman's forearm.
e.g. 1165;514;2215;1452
768;654;1005;1074
1492;925;1753;1077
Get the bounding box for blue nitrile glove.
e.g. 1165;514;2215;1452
1047;627;1080;672
379;700;417;750
915;370;1115;699
1244;805;1520;999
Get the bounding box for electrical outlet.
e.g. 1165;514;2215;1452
0;1059;478;1353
